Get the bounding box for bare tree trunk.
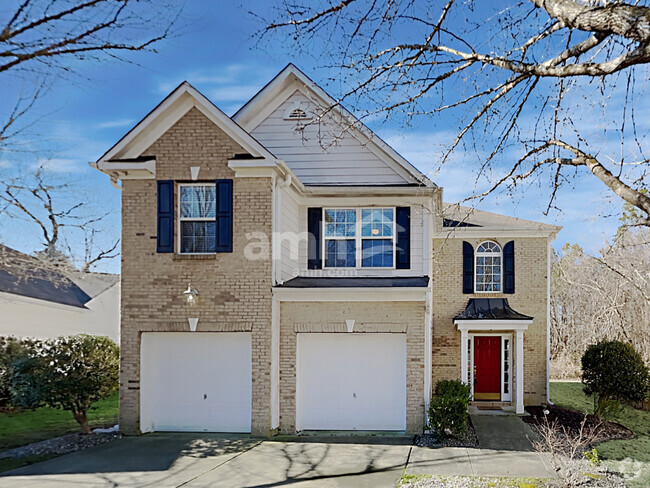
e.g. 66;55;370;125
73;409;91;435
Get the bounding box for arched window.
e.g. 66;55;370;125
475;241;502;292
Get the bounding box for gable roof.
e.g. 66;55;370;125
233;64;434;187
442;202;562;233
0;245;118;308
95;81;277;170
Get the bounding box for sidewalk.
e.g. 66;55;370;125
406;414;555;479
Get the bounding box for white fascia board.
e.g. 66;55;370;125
272;287;428;302
433;226;560;239
302;186;439;196
90;159;156;180
97;82;275;166
454;320;532;332
296;194;436;208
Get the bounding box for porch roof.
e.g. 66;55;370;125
276;276;429;288
454;298;533;321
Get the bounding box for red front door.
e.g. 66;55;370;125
474;336;501;400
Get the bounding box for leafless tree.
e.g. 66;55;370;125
0;167;119;272
550;227;650;377
0;0;179;150
263;0;650;223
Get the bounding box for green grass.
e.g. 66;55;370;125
0;392;118;452
550;381;650;487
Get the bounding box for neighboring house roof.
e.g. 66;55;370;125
454;298;533;321
276;276;430;288
443;202;561;233
0;245;118;309
233;63;434;187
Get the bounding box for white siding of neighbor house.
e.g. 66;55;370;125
0;283;120;342
251;91;411;186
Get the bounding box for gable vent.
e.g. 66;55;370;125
289;108;307;119
284;102;312;120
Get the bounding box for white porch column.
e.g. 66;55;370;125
516;329;525;414
460;329;469;385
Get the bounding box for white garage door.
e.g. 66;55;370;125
140;332;251;433
297;333;406;431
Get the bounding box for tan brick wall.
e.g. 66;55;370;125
431;237;548;405
119;107;273;435
279;301;426;434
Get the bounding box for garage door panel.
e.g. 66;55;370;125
141;332;251;433
297;333;406;431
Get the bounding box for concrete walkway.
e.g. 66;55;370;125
0;417;554;487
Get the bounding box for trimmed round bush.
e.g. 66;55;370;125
581;340;650;418
428;379;471;437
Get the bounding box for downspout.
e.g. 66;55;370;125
546;238;553;405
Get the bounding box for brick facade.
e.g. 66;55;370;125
278;301;426;434
119;108;274;435
431;236;549;405
117;107;550;437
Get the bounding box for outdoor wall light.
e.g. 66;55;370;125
183;283;199;307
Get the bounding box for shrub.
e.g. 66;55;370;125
428;379;471;437
0;336;38;411
581;340;650;418
10;334;119;433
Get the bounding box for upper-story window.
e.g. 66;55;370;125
179;184;217;253
323;208;395;268
475;241;502;292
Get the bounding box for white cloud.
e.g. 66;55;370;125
96;118;134;129
32;158;88;173
154;63;276;112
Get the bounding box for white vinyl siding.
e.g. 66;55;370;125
278;186;301;282
250;91;411;186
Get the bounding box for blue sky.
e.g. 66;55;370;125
0;1;640;273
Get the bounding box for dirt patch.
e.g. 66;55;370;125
523;405;634;443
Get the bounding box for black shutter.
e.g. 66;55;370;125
157;180;174;253
503;240;515;294
396;207;411;269
307;207;322;269
215;179;233;252
462;241;474;294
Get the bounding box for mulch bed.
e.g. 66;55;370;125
523;405;634;442
414;417;479;448
0;431;121;460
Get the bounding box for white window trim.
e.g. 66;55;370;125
322;207;397;269
177;182;217;255
474;240;503;293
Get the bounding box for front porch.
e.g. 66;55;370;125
454;298;533;414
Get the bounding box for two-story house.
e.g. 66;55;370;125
92;64;560;436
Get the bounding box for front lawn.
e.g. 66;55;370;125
550;381;650;486
0;392;118;452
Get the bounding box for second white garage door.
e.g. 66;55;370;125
296;333;406;431
140;332;251;433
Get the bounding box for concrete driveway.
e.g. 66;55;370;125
0;434;413;488
0;417;554;488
